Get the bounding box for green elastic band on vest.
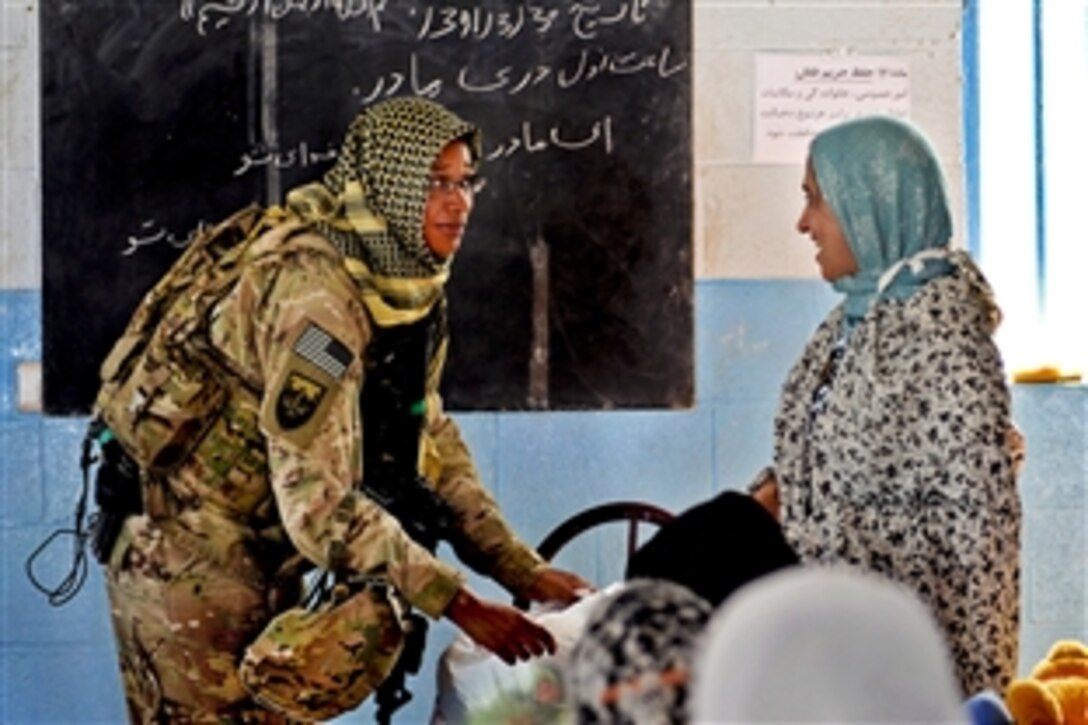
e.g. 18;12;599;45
410;399;426;417
97;428;116;445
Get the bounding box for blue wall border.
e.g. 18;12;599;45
962;0;980;259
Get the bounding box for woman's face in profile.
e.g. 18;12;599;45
797;159;858;282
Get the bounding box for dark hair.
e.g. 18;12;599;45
625;490;799;608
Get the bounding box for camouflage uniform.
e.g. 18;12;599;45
102;98;546;722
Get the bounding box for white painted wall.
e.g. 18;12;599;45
692;0;966;280
1;0;965;287
1;0;41;290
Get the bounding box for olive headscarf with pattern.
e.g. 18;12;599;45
281;97;481;322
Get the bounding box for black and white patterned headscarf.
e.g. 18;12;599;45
567;580;711;724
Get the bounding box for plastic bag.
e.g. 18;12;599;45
433;585;621;725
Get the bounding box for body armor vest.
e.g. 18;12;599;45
361;305;438;481
359;303;452;552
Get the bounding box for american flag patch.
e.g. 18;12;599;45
294;323;352;379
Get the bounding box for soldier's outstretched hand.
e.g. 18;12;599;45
445;587;556;665
522;566;592;605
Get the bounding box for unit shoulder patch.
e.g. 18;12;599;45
263;321;357;448
275;371;327;430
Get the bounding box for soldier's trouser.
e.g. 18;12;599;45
104;515;286;724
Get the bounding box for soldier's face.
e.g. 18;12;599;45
423;140;478;259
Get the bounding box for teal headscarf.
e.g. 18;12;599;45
810;116;953;321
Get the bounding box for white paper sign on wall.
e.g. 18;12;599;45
753;53;911;165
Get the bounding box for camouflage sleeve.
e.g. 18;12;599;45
252;247;464;619
420;337;546;597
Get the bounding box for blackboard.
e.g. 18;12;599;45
42;0;694;414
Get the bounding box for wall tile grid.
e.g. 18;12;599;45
1011;386;1088;670
5;0;1084;722
8;282;1087;721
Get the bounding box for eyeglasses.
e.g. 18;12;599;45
426;174;486;197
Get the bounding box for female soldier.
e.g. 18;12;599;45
97;97;587;722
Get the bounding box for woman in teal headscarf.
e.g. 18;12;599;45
749;116;1022;696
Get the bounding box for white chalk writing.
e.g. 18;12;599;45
233;141;339;177
229;116;614;180
413;1;649;42
353;44;685;102
180;0;387;36
484;115;614;160
179;1;654;41
122;220;206;256
353;53;443;103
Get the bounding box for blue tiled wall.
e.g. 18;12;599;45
2;281;1085;723
1011;385;1088;671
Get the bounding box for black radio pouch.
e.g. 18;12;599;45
88;419;143;564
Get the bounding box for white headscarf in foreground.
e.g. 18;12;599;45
690;567;968;724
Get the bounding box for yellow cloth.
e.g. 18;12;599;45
278;180;447;326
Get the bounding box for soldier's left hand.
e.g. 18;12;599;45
524;567;592;605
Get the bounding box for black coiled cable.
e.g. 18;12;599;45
24;423;98;606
